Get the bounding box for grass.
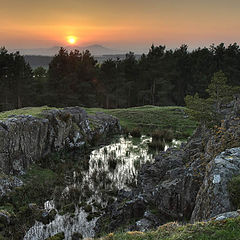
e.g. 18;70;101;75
0;106;60;121
85;105;197;139
21;165;58;184
0;105;197;138
100;217;240;240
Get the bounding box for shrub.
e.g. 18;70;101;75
228;175;240;209
130;128;141;138
152;129;174;142
148;140;165;151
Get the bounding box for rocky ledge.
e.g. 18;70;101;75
96;99;240;234
0;107;120;176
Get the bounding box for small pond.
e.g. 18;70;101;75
24;135;182;240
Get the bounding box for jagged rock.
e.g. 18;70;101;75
134;211;160;232
0;107;120;175
191;147;240;222
0;174;23;197
137;148;201;222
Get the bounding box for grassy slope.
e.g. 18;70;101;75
85;105;197;138
0;106;59;121
101;217;240;240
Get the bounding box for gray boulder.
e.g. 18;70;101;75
211;210;240;221
191;147;240;222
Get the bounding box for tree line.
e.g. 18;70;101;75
0;43;240;111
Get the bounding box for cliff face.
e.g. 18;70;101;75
0;107;120;175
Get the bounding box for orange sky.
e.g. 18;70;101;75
1;0;240;51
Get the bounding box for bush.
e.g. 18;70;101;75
148;140;165;151
228;175;240;209
152;129;174;142
130;128;141;138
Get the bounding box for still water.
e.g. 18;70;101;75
24;135;181;240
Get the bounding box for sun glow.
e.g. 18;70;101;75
67;36;77;45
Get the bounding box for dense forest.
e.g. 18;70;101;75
0;43;240;111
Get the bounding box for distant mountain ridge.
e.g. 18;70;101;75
11;44;124;56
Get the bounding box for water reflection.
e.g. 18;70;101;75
24;135;181;240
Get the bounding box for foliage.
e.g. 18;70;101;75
6;166;58;208
48;48;98;107
0;47;33;110
185;93;217;127
152;129;174;142
185;71;239;127
228;175;240;209
1;43;240;112
206;71;238;113
100;217;240;240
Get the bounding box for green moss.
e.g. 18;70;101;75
0;234;6;240
228;175;240;209
0;203;14;215
46;232;65;240
89;118;99;131
100;217;240;240
0;166;59;213
21;165;57;184
0;106;60;121
62;203;75;214
85;106;197;139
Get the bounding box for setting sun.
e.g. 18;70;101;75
67;36;77;45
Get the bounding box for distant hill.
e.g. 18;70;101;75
13;44;124;56
72;44;121;56
24;54;142;69
24;55;53;69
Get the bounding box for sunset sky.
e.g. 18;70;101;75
1;0;240;52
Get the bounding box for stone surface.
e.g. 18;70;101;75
0;107;120;175
0;173;23;197
211;211;240;221
191;147;240;222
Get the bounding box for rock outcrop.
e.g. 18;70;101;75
0;107;120;175
191;147;240;222
96;99;240;233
